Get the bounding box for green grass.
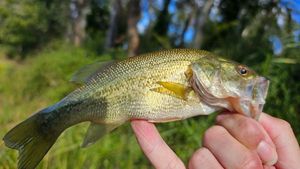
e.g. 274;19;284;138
0;43;299;169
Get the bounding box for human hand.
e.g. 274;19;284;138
189;113;300;169
131;113;300;169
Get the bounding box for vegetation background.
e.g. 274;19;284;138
0;0;299;168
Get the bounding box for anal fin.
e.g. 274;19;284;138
82;121;124;147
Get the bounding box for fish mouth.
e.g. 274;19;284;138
191;73;269;119
236;77;269;119
229;98;265;119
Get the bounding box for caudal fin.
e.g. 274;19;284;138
3;113;61;169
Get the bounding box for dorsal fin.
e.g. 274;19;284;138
70;61;115;84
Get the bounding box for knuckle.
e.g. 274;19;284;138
240;120;264;144
144;139;164;156
166;156;185;169
188;148;211;169
277;119;292;131
190;148;209;163
240;152;263;169
203;126;227;145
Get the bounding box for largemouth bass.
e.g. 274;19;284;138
3;49;269;169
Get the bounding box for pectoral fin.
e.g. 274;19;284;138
82;121;124;147
151;87;175;97
152;81;190;100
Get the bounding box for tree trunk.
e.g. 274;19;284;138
105;0;124;49
179;12;193;47
153;0;171;36
70;0;91;46
192;0;214;48
127;0;140;57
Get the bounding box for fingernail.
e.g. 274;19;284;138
257;140;278;166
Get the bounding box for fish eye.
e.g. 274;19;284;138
240;67;247;75
237;65;248;76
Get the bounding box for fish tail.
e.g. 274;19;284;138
3;110;63;169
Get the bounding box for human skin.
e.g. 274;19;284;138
131;113;300;169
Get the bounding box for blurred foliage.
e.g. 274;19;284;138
0;0;300;168
0;0;69;58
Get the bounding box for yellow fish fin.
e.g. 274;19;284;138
151;87;175;96
153;81;189;100
82;121;124;147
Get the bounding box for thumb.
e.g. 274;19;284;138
259;113;300;169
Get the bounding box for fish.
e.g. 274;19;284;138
3;49;269;169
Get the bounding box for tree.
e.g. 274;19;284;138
153;0;171;36
105;0;127;49
192;0;214;48
69;0;91;46
127;0;141;57
0;0;69;58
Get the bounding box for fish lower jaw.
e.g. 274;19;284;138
225;97;265;119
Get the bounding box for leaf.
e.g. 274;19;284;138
272;58;298;64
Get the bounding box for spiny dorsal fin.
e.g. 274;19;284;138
71;61;115;84
81;121;124;147
152;81;190;100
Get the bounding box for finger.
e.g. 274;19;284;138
263;166;276;169
216;113;277;166
259;113;300;169
131;120;185;169
189;147;223;169
264;165;276;169
203;125;263;169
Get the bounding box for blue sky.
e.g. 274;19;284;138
280;0;300;23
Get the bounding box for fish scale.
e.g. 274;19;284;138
75;53;202;122
96;62;194;121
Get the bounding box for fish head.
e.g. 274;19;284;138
191;56;269;119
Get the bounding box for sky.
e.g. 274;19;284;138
280;0;300;23
137;0;300;54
